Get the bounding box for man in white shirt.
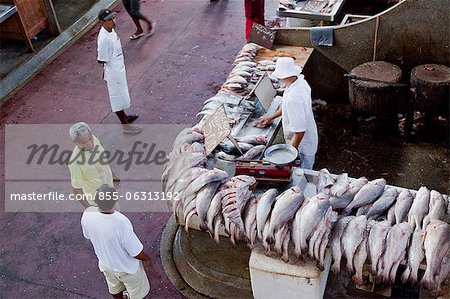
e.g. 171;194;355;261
257;57;318;169
81;184;151;298
97;9;142;135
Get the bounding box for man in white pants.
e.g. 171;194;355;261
82;184;151;298
97;9;142;135
257;57;318;169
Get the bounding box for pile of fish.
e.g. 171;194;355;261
196;43;284;128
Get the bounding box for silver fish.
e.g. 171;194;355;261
215;151;236;161
234;135;267;145
344;178;386;213
329;177;368;210
309;207;338;270
356;203;372;216
352;220;376;285
236;145;266;161
394;189;414;224
408;186;431;231
379;222;413;284
182;169;228;202
297;192;330;255
368;220;391;276
330;173;349;197
422;190;448;230
387;205;396;225
366;188;398;220
256;189;278;240
342;215;367;274
267;186;304;244
330;216;355;274
401;229;425;284
242;197;258;246
195;182;221;230
317;168;334;193
421;220;450;292
207;189;226;233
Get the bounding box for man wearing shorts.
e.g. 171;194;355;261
122;0;156;40
81;184;152;298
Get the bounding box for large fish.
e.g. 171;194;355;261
352;220;376;285
317;168;334;193
393;189;414;224
342;215;367;274
266;186;304;244
195;182;221;230
421;220;450;292
236;145;266;161
366;188;398;220
343;178;386;214
242;197;258;247
330;216;355;274
379;222;413;284
330;173;349;197
408;186;431;231
207;188;227;233
422;190;448;229
368;220;391;276
401;229;425;284
297;192;330;255
309;207;338;270
329;177;368;210
182;169;228;202
256;189;278;240
234;135;267;145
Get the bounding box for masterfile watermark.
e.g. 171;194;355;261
26;141;168;171
5;124;192;212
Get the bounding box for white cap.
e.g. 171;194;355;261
271;57;302;79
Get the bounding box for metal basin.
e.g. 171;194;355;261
263;144;298;166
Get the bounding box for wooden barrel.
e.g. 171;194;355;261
410;64;450;115
349;61;402;114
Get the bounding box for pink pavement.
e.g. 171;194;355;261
0;1;278;298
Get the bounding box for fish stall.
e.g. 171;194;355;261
161;43;450;299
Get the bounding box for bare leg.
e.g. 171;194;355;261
132;18;144;36
138;15;155;34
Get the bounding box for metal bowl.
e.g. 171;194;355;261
263;144;298;166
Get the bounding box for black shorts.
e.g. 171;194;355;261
123;0;142;19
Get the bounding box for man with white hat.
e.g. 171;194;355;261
257;57;318;169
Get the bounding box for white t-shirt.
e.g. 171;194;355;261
281;75;318;155
81;207;143;274
97;27;118;64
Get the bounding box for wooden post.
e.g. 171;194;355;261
42;0;60;34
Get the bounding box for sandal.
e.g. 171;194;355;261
127;114;139;124
130;32;144;40
123;126;142;135
148;21;157;37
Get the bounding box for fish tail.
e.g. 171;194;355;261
184;209;196;233
400;267;410;284
331;260;341;275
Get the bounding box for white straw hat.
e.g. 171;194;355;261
271;57;302;79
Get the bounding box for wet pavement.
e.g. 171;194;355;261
0;0;448;299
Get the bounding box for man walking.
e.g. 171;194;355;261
82;184;152;298
68;122;120;208
257;57;318;169
123;0;156;40
97;9;142;135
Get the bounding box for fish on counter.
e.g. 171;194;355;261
401;229;425;284
329;177;368;210
421;220;450;293
236;144;266;161
408;186;431;231
378;222;413;284
330;173;349;198
343;178;386;214
393;189;415;224
352;220;376;285
368;220;391;276
342;215;367;274
422;190;448;229
256;189;278;240
330;216;355;274
234;135;267;145
317;168;334;193
366;187;398;220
